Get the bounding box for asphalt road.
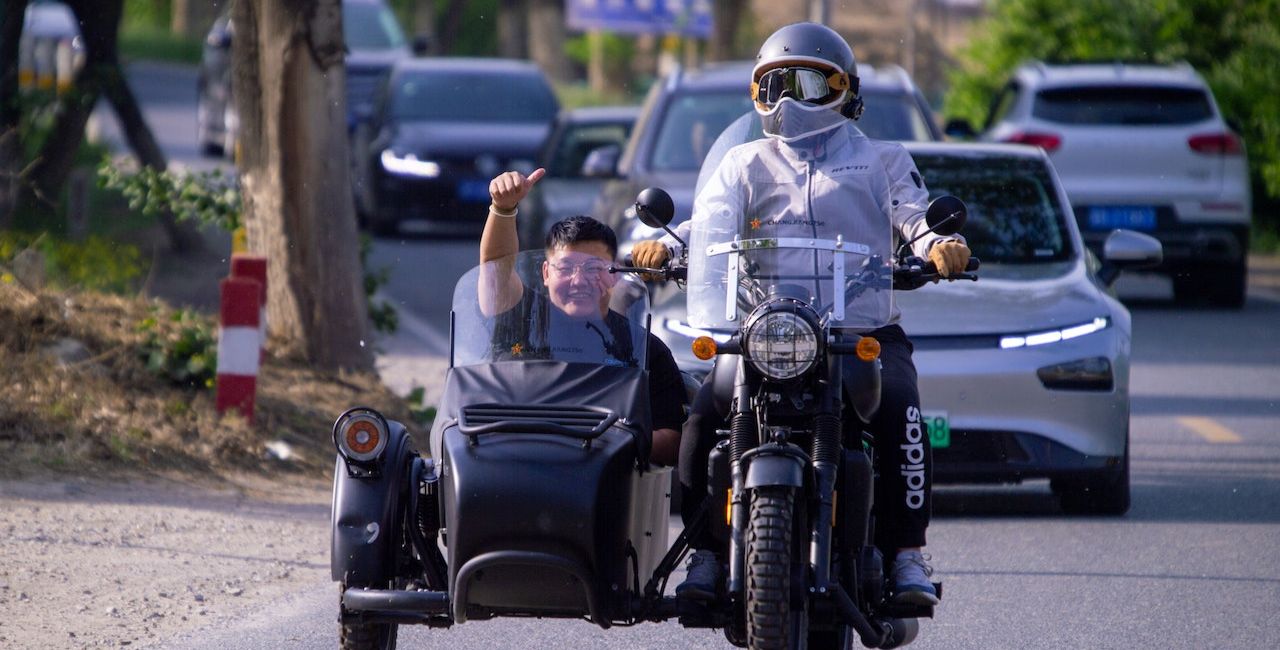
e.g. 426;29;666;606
135;64;1280;649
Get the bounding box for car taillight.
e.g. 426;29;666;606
1003;131;1062;153
1188;132;1243;155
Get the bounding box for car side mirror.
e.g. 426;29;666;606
925;195;967;236
580;144;621;179
944;118;977;140
411;34;431;56
1098;229;1163;286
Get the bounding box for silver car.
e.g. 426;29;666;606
900;142;1161;514
656;139;1162;514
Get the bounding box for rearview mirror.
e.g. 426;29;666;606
635;187;674;229
925;195;967;236
580;144;621;179
1097;229;1163;286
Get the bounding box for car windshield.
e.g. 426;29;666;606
650;91;755;172
345;3;407;50
910;152;1072;264
547;121;634;178
453;251;651;368
1033;86;1213;125
858;89;935;141
391;70;558;123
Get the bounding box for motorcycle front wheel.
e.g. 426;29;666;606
340;583;399;650
745;485;802;649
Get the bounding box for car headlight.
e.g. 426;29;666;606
744;308;820;380
1000;317;1109;349
333;407;389;464
380;150;441;178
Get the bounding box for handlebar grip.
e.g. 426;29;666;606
966;257;981;272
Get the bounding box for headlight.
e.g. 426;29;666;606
744;308;820;380
333;407;389;464
1000;317;1109;349
380;150;441;178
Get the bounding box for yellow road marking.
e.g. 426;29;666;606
1178;416;1243;443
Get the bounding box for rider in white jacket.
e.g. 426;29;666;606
633;21;971;606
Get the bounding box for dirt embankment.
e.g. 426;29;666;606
0;278;426;648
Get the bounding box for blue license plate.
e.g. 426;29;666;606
456;179;491;203
1087;206;1156;230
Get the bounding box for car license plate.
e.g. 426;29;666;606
456;179;491;203
1087;205;1156;230
921;410;950;449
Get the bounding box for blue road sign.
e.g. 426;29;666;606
566;0;713;38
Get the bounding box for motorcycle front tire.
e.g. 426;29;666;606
745;485;802;649
340;583;399;650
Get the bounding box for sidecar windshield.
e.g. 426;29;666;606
451;251;650;368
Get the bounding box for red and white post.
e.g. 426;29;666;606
230;254;268;361
215;277;261;423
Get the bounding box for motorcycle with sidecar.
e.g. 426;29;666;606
329;190;975;649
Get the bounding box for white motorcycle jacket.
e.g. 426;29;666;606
662;121;962;327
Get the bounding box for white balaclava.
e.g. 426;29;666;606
758;91;848;144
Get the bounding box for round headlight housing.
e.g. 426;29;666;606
744;305;821;381
333;408;389;464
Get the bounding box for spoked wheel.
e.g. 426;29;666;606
340;583;399;650
745;486;801;649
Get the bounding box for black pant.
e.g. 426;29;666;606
678;324;931;552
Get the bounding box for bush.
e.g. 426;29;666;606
0;232;144;293
136;306;219;389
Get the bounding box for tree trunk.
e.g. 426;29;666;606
232;0;373;372
528;0;572;83
496;0;527;60
171;0;222;40
437;0;468;54
411;0;437;55
707;0;745;62
0;0;30;230
23;0;201;251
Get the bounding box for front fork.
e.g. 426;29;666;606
724;337;847;597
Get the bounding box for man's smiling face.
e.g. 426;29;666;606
542;242;616;318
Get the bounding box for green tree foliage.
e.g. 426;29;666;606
945;0;1280;209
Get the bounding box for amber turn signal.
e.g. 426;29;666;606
692;336;718;360
855;336;881;362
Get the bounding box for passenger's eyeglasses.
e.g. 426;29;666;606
752;66;852;107
550;261;610;278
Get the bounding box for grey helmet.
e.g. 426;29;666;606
752;22;864;120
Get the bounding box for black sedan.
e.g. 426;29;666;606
351;58;560;236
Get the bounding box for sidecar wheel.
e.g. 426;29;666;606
340;620;398;650
745;486;798;649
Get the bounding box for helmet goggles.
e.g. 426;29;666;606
752;66;852;109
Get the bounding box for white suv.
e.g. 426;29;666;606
967;62;1251;308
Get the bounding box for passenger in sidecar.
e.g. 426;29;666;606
329;171;688;645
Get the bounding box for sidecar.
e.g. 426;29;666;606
330;252;675;646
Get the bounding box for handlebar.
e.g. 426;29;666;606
610;264;688;282
893;256;980;290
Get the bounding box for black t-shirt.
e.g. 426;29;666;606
491;287;687;431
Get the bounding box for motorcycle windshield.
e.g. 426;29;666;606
451;250;651;369
687;115;893;331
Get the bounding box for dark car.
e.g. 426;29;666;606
594;61;943;246
519;105;640;245
196;0;417;157
350;57;560;236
